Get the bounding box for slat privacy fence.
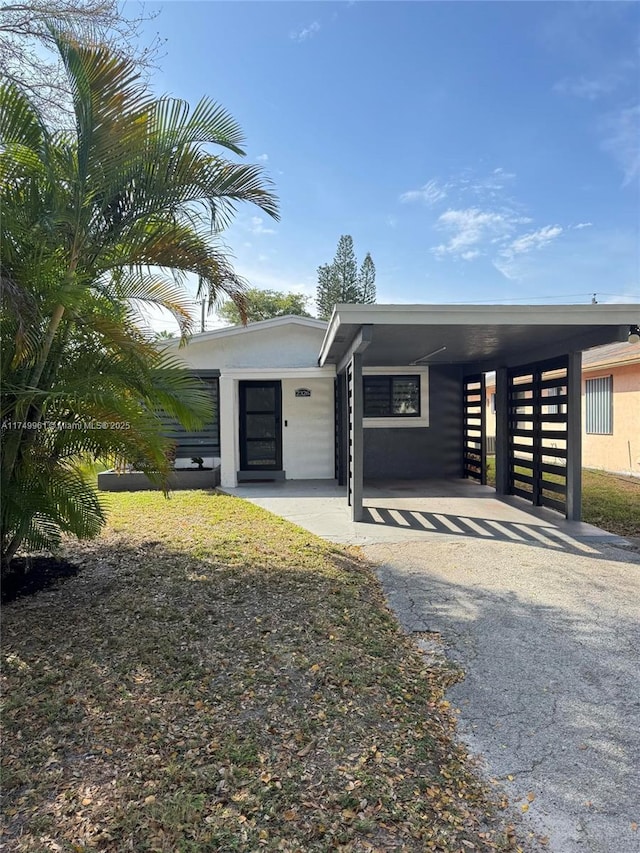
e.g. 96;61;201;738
507;356;568;514
463;374;486;484
334;375;346;483
346;361;354;507
161;375;220;459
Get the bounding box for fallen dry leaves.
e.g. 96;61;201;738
2;491;534;851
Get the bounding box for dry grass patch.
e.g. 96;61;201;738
486;457;640;538
581;469;640;538
2;491;533;852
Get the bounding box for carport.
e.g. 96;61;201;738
318;304;637;521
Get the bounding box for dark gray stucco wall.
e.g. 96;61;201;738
363;365;463;479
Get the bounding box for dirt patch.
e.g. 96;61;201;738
1;556;80;604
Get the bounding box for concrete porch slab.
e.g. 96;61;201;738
217;478;631;553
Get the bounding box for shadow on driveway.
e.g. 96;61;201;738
362;505;619;557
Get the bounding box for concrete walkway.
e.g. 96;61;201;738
221;479;640;852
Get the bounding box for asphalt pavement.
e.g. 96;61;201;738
366;536;640;853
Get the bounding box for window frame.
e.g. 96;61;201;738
585;375;613;435
361;367;430;428
363;374;421;419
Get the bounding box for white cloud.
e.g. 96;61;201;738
505;225;564;257
257;254;269;262
573;222;593;229
290;21;320;41
494;225;564;280
386;215;397;228
469;167;516;197
249;216;276;236
491;259;519;281
461;250;480;261
400;168;516;209
256;153;269;162
400;178;447;205
600;105;640;185
554;74;620;100
431;207;528;258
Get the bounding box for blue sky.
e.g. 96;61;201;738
133;1;639;328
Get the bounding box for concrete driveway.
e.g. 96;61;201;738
223;479;640;852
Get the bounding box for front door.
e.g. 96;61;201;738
239;381;282;472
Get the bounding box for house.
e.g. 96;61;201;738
155;303;638;521
485;340;640;477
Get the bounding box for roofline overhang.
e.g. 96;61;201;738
318;303;640;367
163;314;327;348
582;355;640;372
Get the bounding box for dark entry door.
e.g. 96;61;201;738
239;381;282;472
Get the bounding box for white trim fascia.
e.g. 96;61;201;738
318;306;342;366
222;366;336;379
164;315;328;347
330;302;639;325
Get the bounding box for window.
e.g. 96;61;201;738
363;375;420;418
489;392;496;413
585;376;613;435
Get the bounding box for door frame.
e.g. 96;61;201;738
238;380;283;473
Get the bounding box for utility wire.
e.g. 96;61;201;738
446;292;637;304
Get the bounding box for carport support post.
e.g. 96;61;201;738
566;351;582;521
494;367;510;496
350;352;364;522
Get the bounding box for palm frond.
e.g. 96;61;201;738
150;96;246;156
0;82;48;150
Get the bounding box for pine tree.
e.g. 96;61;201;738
332;235;360;303
316;263;339;321
315;235;376;320
358;252;376;304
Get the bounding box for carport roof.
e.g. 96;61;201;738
318;303;639;371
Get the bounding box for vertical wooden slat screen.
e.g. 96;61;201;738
463;374;486;484
346;362;353;507
161;375;220;458
507;356;569;515
334;374;346;484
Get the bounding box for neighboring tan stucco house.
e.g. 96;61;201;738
485;340;640;477
580;341;640;476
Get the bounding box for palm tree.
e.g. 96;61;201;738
0;33;279;573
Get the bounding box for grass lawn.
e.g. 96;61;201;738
485;458;640;538
0;492;535;853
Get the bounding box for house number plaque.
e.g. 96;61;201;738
295;388;311;397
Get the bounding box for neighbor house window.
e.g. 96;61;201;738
363;375;420;418
490;393;496;414
585;376;613;435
